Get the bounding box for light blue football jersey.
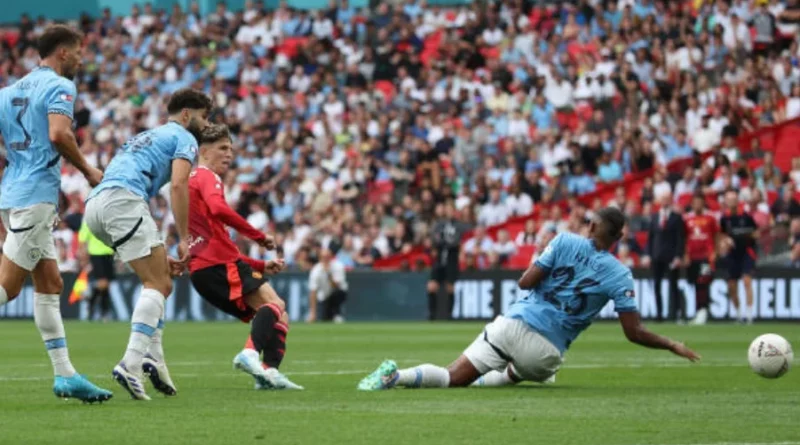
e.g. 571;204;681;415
0;67;76;209
88;122;198;202
505;232;638;353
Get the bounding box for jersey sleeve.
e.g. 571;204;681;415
195;169;266;242
609;267;638;313
44;78;77;119
173;131;198;163
239;254;266;273
533;233;563;271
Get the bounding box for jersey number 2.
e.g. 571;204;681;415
10;97;31;150
543;266;599;315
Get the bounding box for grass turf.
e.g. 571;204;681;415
0;321;798;445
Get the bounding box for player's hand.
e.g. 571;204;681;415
84;166;104;187
670;341;701;362
259;234;277;250
177;239;190;264
167;256;186;277
264;258;285;275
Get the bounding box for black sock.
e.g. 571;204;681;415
263;319;288;369
446;293;454;320
427;291;437;320
90;288;101;319
250;304;279;354
100;288;110;316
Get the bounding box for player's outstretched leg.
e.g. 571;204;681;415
233;285;303;390
358;356;479;391
143;316;177;396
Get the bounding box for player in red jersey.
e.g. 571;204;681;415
683;193;719;325
176;124;302;390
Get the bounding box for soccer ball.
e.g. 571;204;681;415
748;334;794;379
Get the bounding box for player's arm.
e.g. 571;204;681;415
618;311;700;361
518;233;560;289
308;271;318;322
46;82;102;186
197;171;267;242
518;263;548;290
171;158;193;261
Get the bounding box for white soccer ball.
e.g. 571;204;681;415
748;334;794;379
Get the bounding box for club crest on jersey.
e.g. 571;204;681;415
624;290;635;298
60;94;73;102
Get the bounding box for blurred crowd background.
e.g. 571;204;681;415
1;0;799;273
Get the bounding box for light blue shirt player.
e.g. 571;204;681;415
88;122;198;202
506;232;638;352
0;67;76;209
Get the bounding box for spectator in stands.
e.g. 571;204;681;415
771;185;800;226
493;229;516;266
515;220;537;247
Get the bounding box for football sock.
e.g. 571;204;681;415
396;364;450;388
263;318;288;369
446;292;454;320
427;291;437;320
122;288;164;374
34;293;77;377
250;303;279;354
695;285;709;310
0;285;7;306
100;288;110;316
148;318;166;362
472;367;518;387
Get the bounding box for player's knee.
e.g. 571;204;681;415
147;277;173;297
445;283;455;294
96;279;109;290
427;281;439;293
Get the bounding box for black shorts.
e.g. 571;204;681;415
89;255;115;281
430;258;459;284
686;260;713;285
190;260;268;322
723;253;756;280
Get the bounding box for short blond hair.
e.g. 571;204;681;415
199;124;231;144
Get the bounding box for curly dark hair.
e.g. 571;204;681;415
166;88;213;115
37;25;83;59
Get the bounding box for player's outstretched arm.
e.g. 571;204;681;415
198;171;267;243
48;114;103;186
618;312;701;362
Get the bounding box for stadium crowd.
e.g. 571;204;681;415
1;0;799;273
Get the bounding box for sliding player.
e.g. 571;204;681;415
0;25;112;402
184;124;302;390
358;207;699;390
84;88;212;400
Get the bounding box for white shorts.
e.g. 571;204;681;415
0;203;58;271
84;188;163;263
463;315;562;382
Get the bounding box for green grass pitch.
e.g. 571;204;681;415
0;321;798;445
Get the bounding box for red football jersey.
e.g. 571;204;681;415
684;211;718;260
188;166;266;273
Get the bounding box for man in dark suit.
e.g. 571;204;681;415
644;192;686;322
